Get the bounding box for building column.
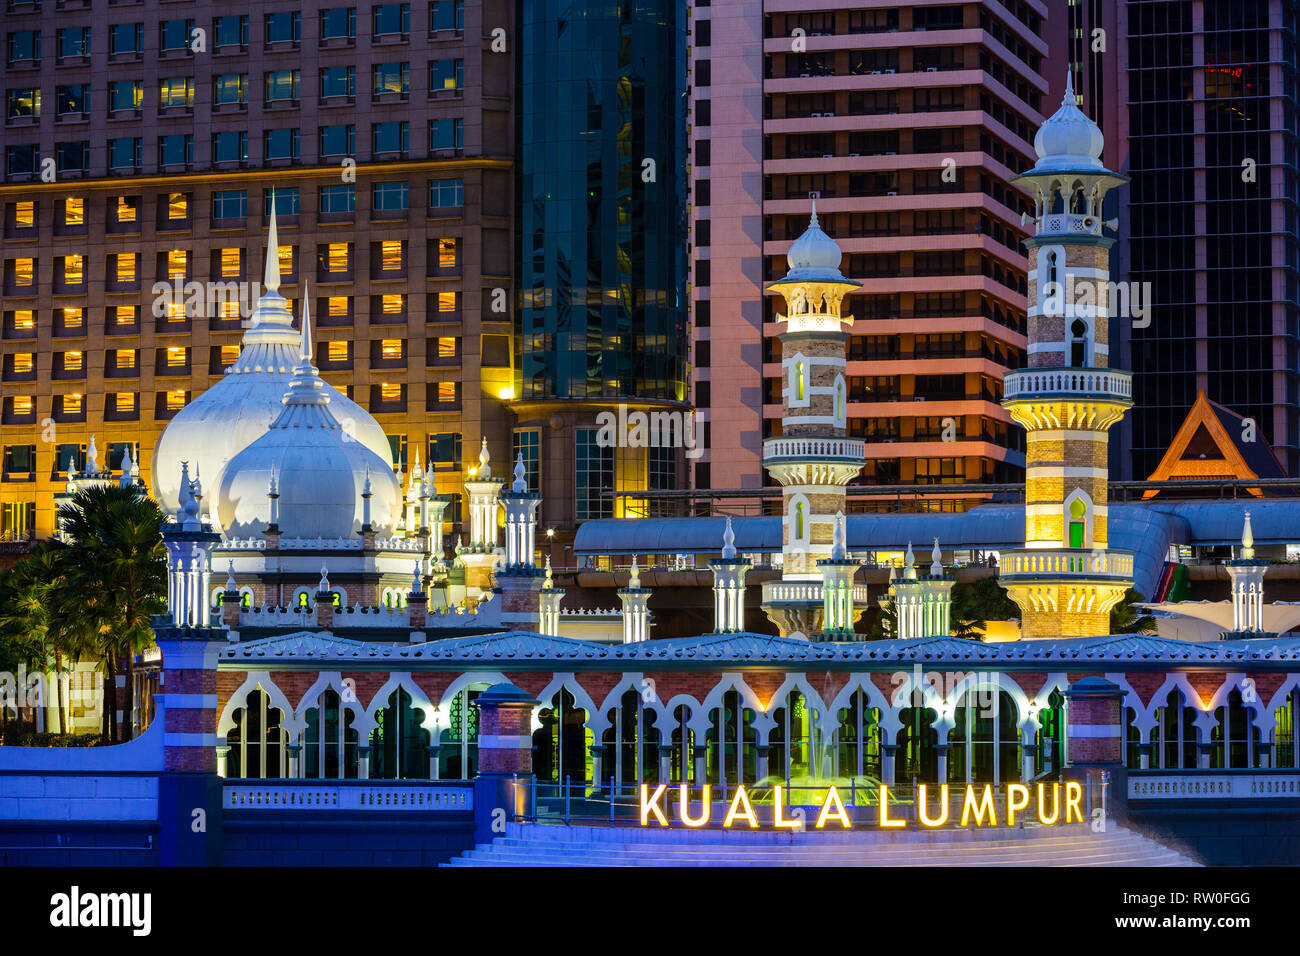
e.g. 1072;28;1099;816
692;745;708;786
935;743;950;784
657;745;673;784
471;683;540;841
881;742;899;785
357;745;371;780
590;744;605;792
755;743;770;781
287;744;301;779
1064;676;1127;824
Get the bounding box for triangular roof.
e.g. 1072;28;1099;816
1143;391;1286;496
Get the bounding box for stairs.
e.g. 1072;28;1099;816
446;822;1201;867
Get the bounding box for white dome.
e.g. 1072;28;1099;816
1031;70;1105;171
215;305;401;540
150;210;391;518
785;202;844;274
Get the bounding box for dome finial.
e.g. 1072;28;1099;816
411;561;423;595
543;555;554;589
1242;509;1255;559
263;191;280;293
119;445;134;488
299;282;312;363
721;516;736;559
628;555;640;588
904;541;916;580
512;452;526;492
1064;66;1075;105
478;437;490;477
226;561;237;592
809;197;819;229
930;537;943;577
831;510;846;560
319;564;330;592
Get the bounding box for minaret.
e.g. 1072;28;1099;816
161;461;221;628
618;556;651;643
816;512;861;641
760;202;865;638
537;557;565;637
496;453;548;631
892;538;955;640
1000;70;1134;639
1223;510;1272;638
458;438;504;600
710;517;750;634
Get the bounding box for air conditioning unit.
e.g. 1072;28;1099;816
811;112;823;118
884;68;896;74
886;190;898;196
926;66;939;72
824;111;835;117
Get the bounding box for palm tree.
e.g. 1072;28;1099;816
951;575;1020;640
1110;588;1157;635
57;484;167;742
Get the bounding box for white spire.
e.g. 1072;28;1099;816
628;555;640;588
831;510;846;560
319;564;330;592
543;555;554;589
268;462;278;496
119;445;134;488
904;541;916;580
1242;510;1255;560
85;434;99;476
721;516;736;560
299;283;312;363
512;452;527;492
411;561;422;594
477;437;491;478
809;197;819;229
226;561;237;592
264;193;280;293
1063;65;1075;105
362;464;372;495
930;537;943;577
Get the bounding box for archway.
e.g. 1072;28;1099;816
440;682;491;780
896;705;939;783
226;688;288;779
1212;689;1262;769
370;686;431;779
533;687;592;785
1153;686;1198;769
835;689;882;780
706;689;758;785
1036;689;1067;775
600;689;661;792
669;704;695;783
948;687;1021;784
303;688;359;779
1274;688;1298;768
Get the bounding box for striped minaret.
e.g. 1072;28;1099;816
1001;71;1134;638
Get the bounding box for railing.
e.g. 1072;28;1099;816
223;779;473;811
763;436;866;461
999;549;1133;578
761;579;872;605
1003;366;1132;401
1036;212;1105;236
1128;770;1300;800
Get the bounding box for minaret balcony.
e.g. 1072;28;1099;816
1034;212;1106;237
1003;366;1132;405
999;548;1134;581
763;435;865;464
761;578;871;608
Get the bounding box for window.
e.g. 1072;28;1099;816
376;241;405;273
214;73;246;105
372;121;409;154
212;190;247;220
163;346;187;369
58;197;82;226
213;15;248;47
7;396;35;421
320;66;356;98
429;118;463;151
60;351;84;373
377;293;405;317
6;88;38;118
164;390;187;412
325;341;350;363
164;249;188;281
277;246;295;281
114;348;137;371
110;392;138;416
57;27;90;58
264;12;301;45
430;1;465;32
576;429;615;519
12;201;34;227
429;178;463;209
378;382;402;402
109;138;142;169
264;128;300;161
166;193;189;222
429;58;464;91
320;8;357;40
56;141;89;173
58;254;85;286
431;290;459;316
319;125;355;157
56;394;84;418
159;19;193;52
324;296;351;320
373;62;409;95
4;444;36;477
0;502;36;538
264;188;299;216
8;30;41;62
109;23;142;56
264;69;300;102
158;134;193;167
435;237;458;269
319;184;355;214
373;181;409;211
6;145;38;177
373;4;410;35
8;353;34;375
429;432;462;470
429;380;459;408
109;305;138;331
9;258;34;288
212;131;248;164
109;81;141;112
56;84;89;115
322;243;351;274
159;77;194;109
113;196;139;224
111;253;137;284
379;339;403;361
429;335;459;365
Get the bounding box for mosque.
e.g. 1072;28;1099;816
116;76;1300;794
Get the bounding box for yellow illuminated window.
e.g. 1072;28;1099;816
165;347;187;368
167;249;188;280
113;392;137;413
437;381;456;403
278;245;294;278
436;336;457;359
326;341;349;362
218;298;240;319
380;339;402;360
219;345;240;366
326;295;349;317
167;193;188;220
437;238;457;269
116;196;138;222
64;197;83;225
12;310;34;331
435;291;456;314
219;248;241;278
379;383;401;401
63;394;83;415
325;243;349;273
165;390;186;411
13;259;34;287
12;396;33;416
113;305;137;326
165;299;185;321
63;351;84;372
14;202;35;227
61;255;84;284
380;240;404;271
115;349;136;369
380;294;404;315
115;254;137;283
12;354;34;374
61;307;83;329
159;77;194;108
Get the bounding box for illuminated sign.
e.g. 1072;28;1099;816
640;782;1084;829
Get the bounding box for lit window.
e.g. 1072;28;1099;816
437;381;456;403
380;240;404;271
327;296;349;317
63;351;84;372
380;382;401;401
437;238;457;269
166;390;186;411
14;201;35;227
13;259;34;287
61;255;85;284
326;341;349;362
219;248;241;278
165;300;185;321
380;339;402;360
12;397;33;416
64;197;83;225
219;299;241;319
159;77;194;109
115;196;138;222
115;254;137;283
61;307;83;329
12;354;34;374
219;345;240;366
278;245;294;278
437;336;457;360
63;394;84;415
167;193;188;220
12;311;34;332
113;306;137;327
115;349;136;370
114;392;137;413
166;347;187;368
167;249;188;280
381;294;404;315
435;291;457;314
325;244;350;273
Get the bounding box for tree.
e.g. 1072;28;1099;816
951;575;1020;640
1110;588;1156;635
868;598;897;641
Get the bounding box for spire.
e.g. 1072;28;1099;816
543;555;554;589
721;516;736;560
1242;510;1255;560
831;510;846;560
512;452;527;492
809;198;819;230
268;462;278;496
1063;66;1075;105
930;537;943;577
628;555;640;589
299;283;312;363
477;437;491;478
410;561;422;594
85;434;99;476
319;564;330;592
904;541;916;580
119;446;134;488
263;192;281;293
226;561;237;592
362;464;372;496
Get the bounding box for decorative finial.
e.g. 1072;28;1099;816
1242;510;1255;560
85;434;99;476
177;460;194;516
722;516;736;559
904;541;916;580
411;561;422;594
299;282;312;363
1063;67;1076;105
268;462;278;496
628;555;640;589
930;537;943;577
831;510;846;560
263;192;281;293
543;555;554;589
119;446;134;488
362;464;372;495
478;437;490;478
226;561;237;592
513;452;526;492
809;197;819;229
319;564;330;592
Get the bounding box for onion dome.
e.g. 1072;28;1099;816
1029;69;1105;173
215;289;401;540
150;201;391;519
784;200;845;277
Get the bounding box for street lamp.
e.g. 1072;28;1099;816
546;527;555;565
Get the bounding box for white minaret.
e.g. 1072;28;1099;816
538;557;565;637
161;461;221;628
710;517;751;634
500;453;542;568
1225;510;1270;636
618;556;651;643
459;437;504;595
892;538;955;640
817;511;860;640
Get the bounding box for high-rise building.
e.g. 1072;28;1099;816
691;1;1047;508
